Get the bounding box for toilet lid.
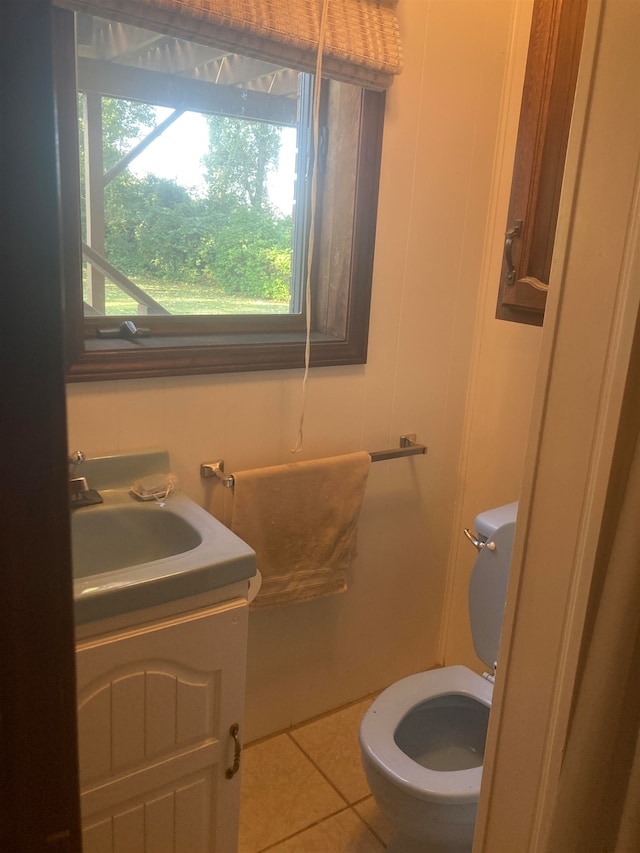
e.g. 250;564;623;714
468;520;516;667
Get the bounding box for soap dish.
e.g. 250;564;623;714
130;472;177;502
129;487;162;501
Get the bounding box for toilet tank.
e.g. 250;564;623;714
468;502;518;668
474;501;518;544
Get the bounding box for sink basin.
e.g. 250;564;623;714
72;503;202;578
69;451;256;625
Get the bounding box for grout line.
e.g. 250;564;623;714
287;689;381;733
256;804;386;853
283;724;391;848
351;793;374;807
256;805;350;852
244;689;382;750
242;694;388;851
285;731;350;805
351;802;388;849
281;732;387;847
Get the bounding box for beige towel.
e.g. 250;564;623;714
228;451;371;609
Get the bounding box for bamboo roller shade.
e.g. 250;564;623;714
55;0;403;90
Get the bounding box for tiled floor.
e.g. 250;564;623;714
238;696;395;852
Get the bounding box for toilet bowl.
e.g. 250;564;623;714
360;666;492;851
359;502;517;852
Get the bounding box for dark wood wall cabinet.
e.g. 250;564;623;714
496;0;587;326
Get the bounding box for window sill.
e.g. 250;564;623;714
67;329;368;381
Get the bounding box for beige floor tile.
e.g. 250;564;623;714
354;796;395;846
268;808;385;852
238;734;346;852
290;698;375;803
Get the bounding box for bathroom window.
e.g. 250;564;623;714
56;8;387;380
75;11;311;321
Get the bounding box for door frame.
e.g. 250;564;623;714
0;1;81;849
476;0;640;847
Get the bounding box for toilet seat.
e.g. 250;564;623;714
360;666;493;805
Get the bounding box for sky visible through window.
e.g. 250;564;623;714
128;108;297;215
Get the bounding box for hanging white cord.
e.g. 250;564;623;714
291;0;330;454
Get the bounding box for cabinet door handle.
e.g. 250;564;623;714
504;219;522;284
225;723;242;779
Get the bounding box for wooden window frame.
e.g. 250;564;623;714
496;0;587;326
55;9;385;381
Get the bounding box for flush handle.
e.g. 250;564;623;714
463;529;496;552
226;723;242;779
504;219;522;284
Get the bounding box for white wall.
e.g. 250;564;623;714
66;0;538;741
440;0;544;671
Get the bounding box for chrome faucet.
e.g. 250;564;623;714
68;450;103;507
69;449;88;492
68;450;86;468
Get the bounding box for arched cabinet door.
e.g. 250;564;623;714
76;598;248;853
496;0;587;326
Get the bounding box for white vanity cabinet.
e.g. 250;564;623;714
75;592;248;853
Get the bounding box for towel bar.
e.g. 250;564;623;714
200;435;427;488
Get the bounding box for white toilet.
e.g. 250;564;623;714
359;502;518;853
